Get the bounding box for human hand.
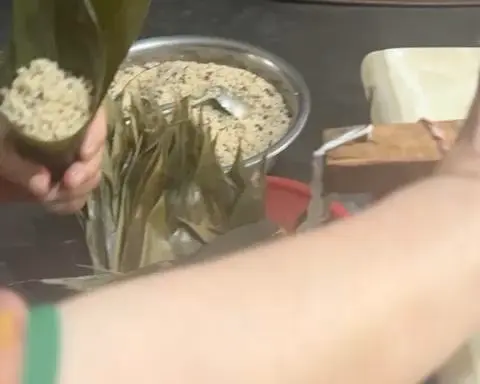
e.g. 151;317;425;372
0;107;107;214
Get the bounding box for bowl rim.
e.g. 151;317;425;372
129;35;311;168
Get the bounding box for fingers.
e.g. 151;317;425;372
79;107;107;161
45;106;106;214
44;173;101;214
46;196;89;215
0;138;50;198
63;148;103;192
44;152;103;214
0;106;107;214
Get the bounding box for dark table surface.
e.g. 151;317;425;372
1;0;480;298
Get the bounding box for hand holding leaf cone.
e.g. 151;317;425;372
0;0;151;180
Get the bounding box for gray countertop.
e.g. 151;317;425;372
1;0;480;298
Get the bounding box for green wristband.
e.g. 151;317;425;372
22;305;60;384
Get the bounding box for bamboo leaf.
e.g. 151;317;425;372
194;127;235;215
89;0;151;94
168;228;203;259
126;92;144;150
39;275;117;292
228;167;266;229
83;187;111;270
228;143;247;192
166;183;219;251
110;184;130;271
81;83;269;280
108;95;130;173
177;217;219;245
140;195;176;267
130;128;169;209
120;143;167;272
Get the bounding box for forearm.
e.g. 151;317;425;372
57;175;480;384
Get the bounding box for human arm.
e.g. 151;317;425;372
52;172;480;384
54;78;480;384
49;74;480;384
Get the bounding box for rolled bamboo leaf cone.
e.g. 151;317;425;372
1;113;87;183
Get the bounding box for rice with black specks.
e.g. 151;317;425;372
110;60;292;166
0;58;91;141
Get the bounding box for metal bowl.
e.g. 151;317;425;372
127;35;311;169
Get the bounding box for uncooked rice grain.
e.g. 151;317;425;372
111;61;292;166
0;58;91;141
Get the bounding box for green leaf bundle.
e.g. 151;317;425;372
85;89;268;275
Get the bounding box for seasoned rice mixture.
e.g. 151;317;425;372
110;61;292;166
0;58;91;141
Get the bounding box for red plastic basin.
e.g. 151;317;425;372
265;176;311;231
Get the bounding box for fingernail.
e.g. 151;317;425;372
45;184;61;202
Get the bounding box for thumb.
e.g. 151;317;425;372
0;138;50;198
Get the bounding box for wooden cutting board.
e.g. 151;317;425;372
324;120;462;198
303;0;480;5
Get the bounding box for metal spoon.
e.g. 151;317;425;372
159;86;250;119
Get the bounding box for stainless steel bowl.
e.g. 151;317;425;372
127;36;311;169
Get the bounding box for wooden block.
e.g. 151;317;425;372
324;120;462;198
